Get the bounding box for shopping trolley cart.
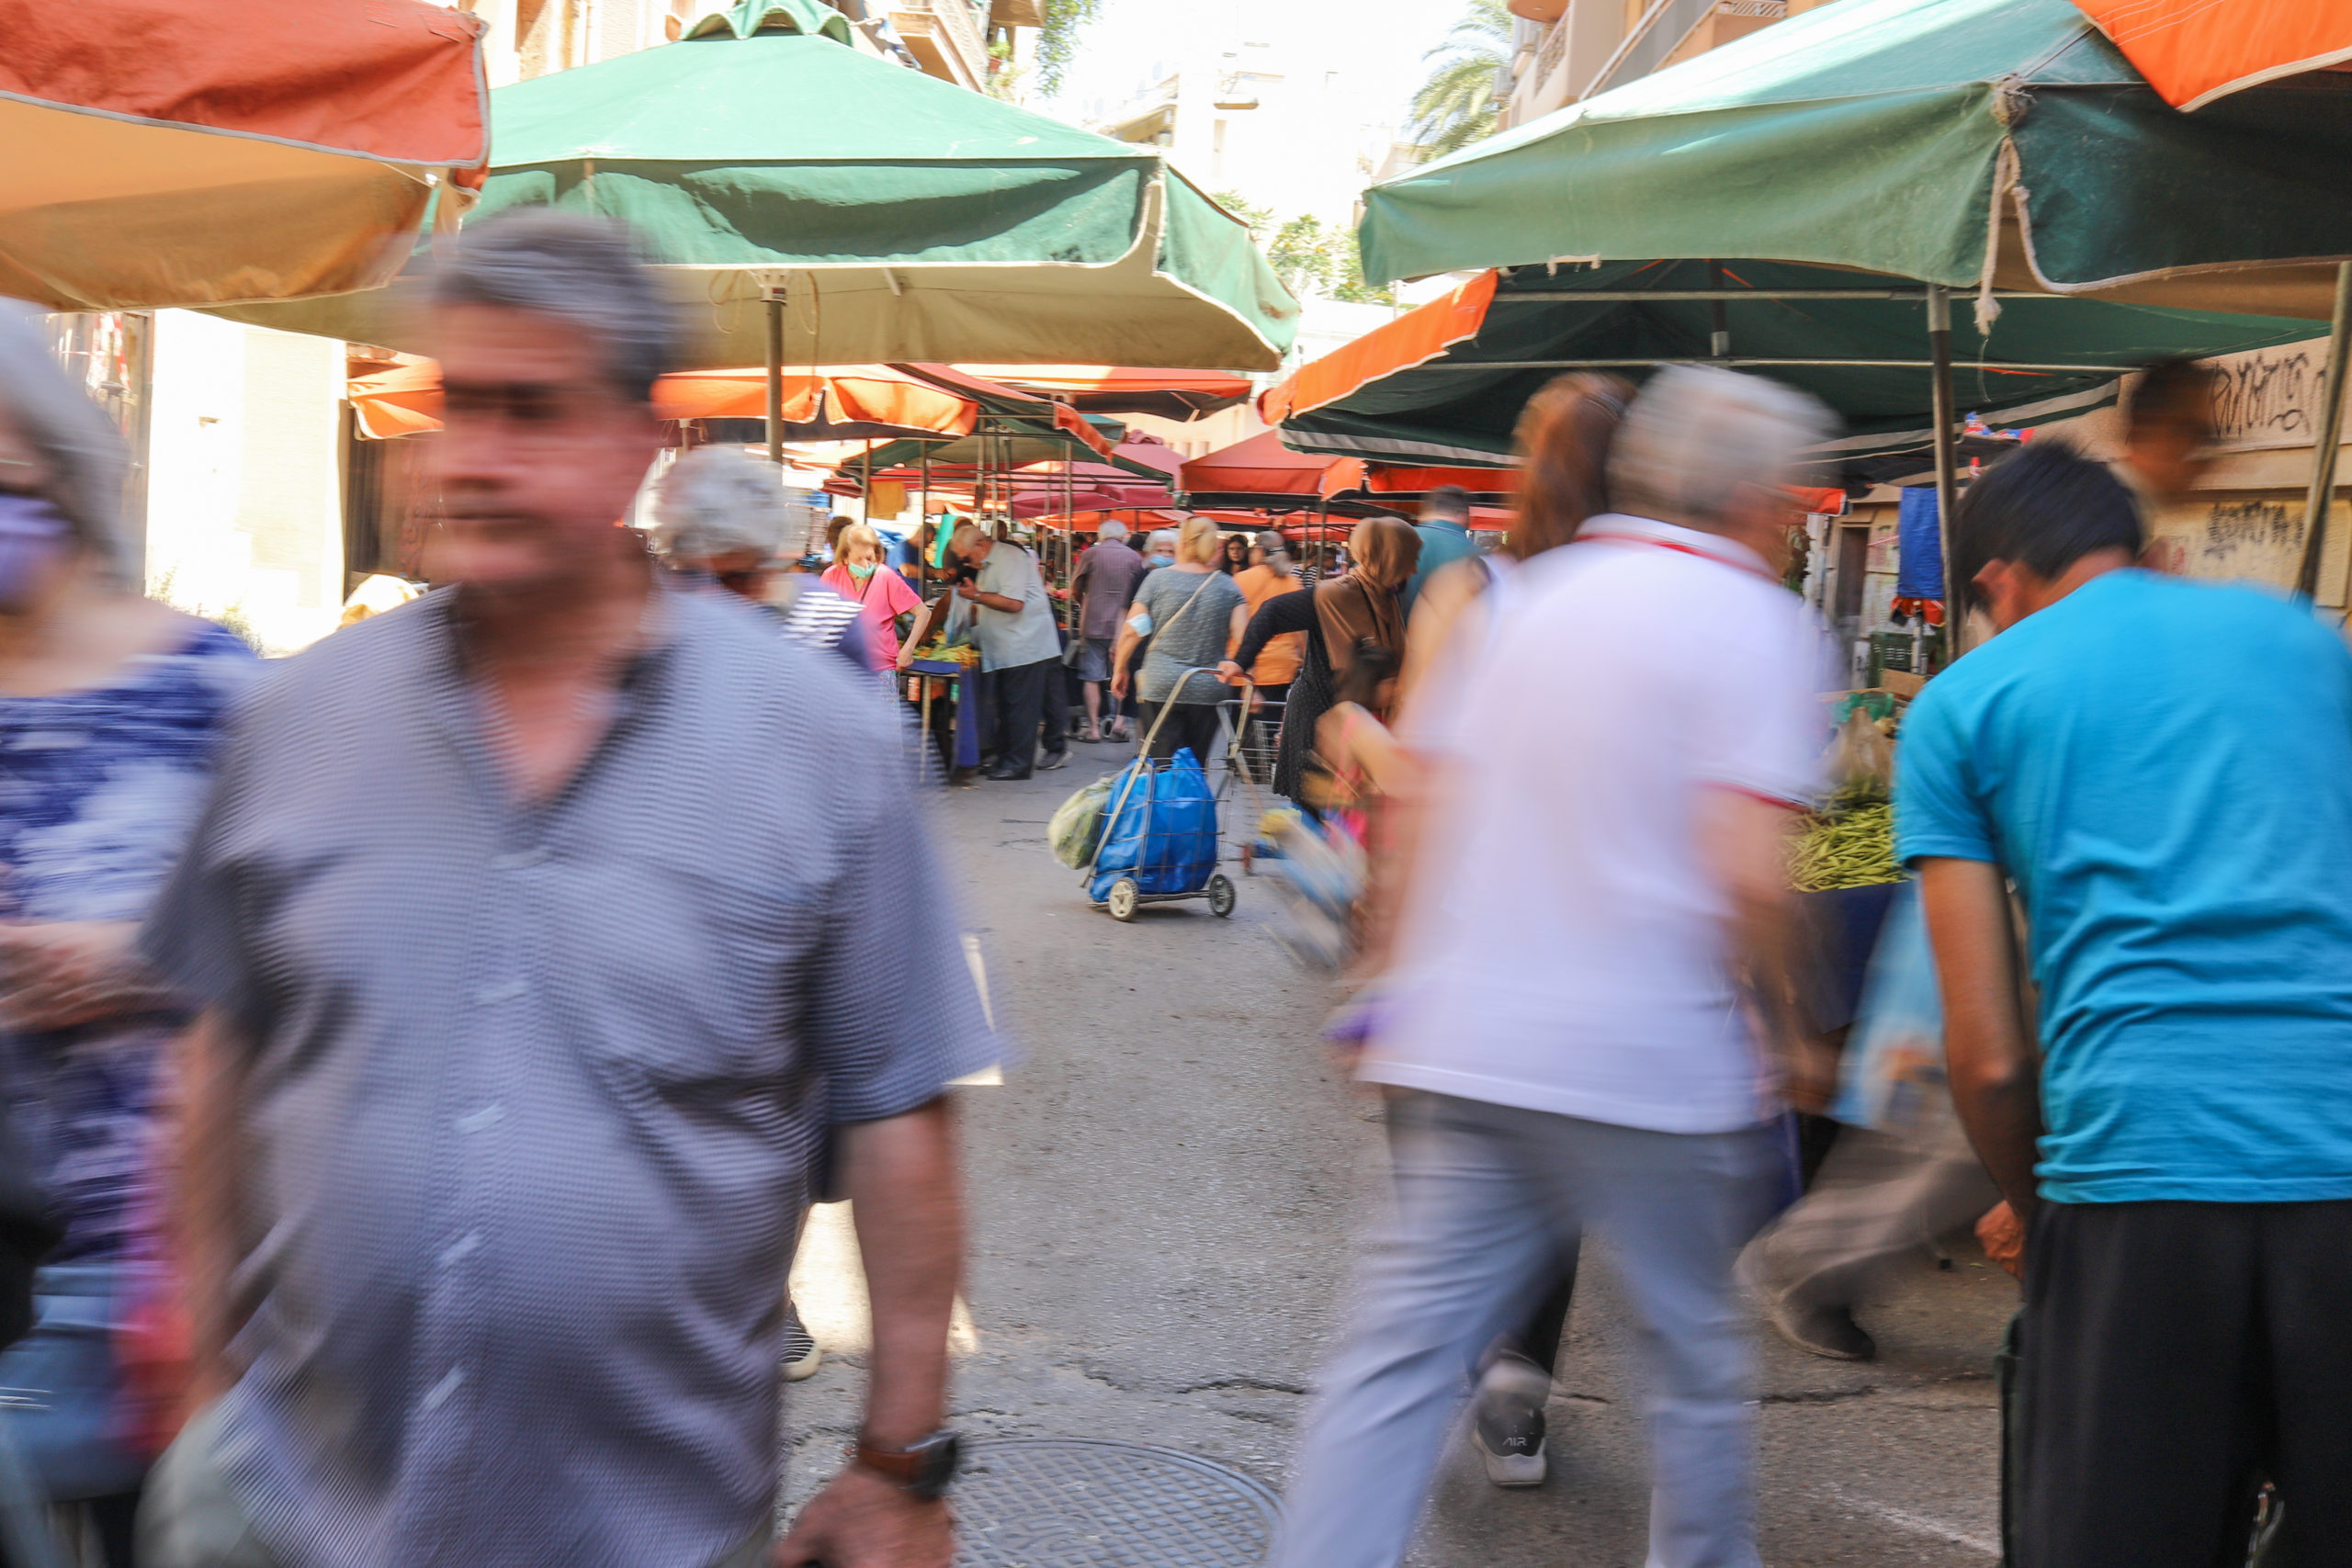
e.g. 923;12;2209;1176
1080;667;1238;921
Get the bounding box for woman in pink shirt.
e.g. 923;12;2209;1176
821;523;923;671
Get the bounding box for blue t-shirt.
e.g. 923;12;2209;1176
1404;518;1477;615
1896;570;2352;1204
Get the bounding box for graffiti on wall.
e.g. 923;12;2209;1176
2144;495;2350;607
2210;347;2317;447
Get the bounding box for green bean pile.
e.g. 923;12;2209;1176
1789;800;1901;892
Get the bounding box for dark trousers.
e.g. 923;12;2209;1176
1139;699;1223;765
989;657;1065;774
2016;1199;2352;1568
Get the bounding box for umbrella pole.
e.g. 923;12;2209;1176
764;293;784;468
2296;261;2352;602
1927;285;1962;660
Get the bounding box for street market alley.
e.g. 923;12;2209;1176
786;740;2015;1566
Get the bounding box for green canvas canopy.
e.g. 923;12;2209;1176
1359;0;2352;319
1334;0;2352;594
213;0;1299;372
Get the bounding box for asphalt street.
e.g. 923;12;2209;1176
786;733;2016;1565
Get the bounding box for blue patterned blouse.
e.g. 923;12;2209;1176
0;621;255;1261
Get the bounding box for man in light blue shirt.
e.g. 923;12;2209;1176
951;524;1066;779
1900;442;2352;1568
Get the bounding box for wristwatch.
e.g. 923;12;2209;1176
848;1429;962;1501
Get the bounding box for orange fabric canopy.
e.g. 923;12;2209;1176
3;0;488;166
1259;271;1498;425
1180;431;1365;498
350;361;981;441
2075;0;2352;109
0;0;488;309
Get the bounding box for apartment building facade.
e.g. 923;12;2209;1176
1495;0;1840;131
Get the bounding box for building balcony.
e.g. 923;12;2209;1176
888;0;990;89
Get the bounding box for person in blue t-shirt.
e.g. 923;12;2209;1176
1402;484;1477;616
1899;442;2352;1568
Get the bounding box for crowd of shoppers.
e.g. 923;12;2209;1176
2;196;2345;1568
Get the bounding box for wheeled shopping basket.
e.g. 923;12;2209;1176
1082;666;1238;921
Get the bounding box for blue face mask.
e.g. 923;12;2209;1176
0;493;72;612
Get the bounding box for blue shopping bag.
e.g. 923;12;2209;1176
1830;883;1954;1141
1089;749;1218;901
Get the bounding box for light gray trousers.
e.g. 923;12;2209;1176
1743;1123;1998;1312
140;1402;775;1568
1274;1090;1781;1568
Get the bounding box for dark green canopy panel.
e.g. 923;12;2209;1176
1275;260;2322;468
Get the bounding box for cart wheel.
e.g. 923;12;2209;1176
1207;874;1237;918
1106;879;1140;921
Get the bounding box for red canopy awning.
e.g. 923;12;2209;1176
2074;0;2352;110
1180;430;1366;499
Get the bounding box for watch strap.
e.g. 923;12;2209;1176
849;1438;928;1486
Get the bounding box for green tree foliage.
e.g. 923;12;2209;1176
1034;0;1103;97
1409;0;1511;161
1212;192;1396;308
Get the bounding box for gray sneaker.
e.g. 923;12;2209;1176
1471;1349;1552;1487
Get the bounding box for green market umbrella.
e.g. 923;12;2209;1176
1345;0;2352;595
216;0;1299;436
1359;0;2352;314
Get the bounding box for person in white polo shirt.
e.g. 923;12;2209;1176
1273;366;1835;1568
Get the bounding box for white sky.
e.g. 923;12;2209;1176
1038;0;1466;130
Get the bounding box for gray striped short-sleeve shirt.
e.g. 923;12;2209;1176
141;583;996;1568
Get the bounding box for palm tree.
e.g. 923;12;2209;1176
1409;0;1513;161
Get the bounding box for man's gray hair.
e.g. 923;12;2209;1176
1608;365;1836;531
1097;519;1129;540
426;209;676;403
0;300;133;584
650;447;786;562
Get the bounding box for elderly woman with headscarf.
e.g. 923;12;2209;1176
1224;517;1419;805
0;300;259;1559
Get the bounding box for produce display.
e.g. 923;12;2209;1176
908;639;980;667
1790;787;1900;892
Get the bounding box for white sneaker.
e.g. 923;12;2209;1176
781;1303;822;1382
1472;1349;1551;1487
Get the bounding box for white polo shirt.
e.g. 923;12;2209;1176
1363;513;1830;1134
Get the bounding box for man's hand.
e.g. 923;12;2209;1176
1976;1201;2025;1280
775;1466;952;1568
0;920;151;1031
954;582;980;603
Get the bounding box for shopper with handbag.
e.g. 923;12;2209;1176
1111;516;1247;765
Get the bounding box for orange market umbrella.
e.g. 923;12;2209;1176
2075;0;2352;111
2;0;489;310
350;361;982;441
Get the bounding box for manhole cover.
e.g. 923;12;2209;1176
956;1438;1281;1567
